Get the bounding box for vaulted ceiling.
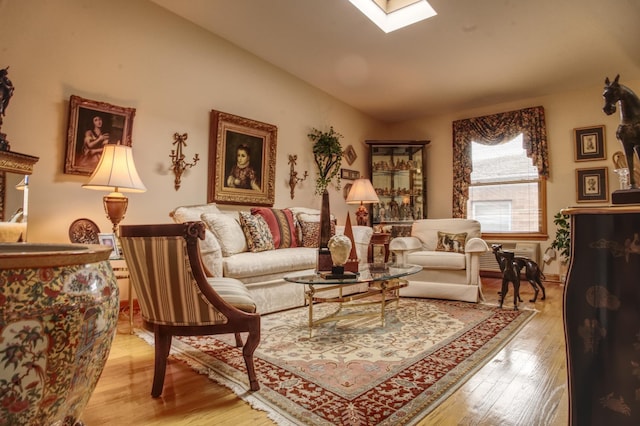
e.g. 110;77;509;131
151;0;640;123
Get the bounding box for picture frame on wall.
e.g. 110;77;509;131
208;110;277;206
576;167;608;203
340;168;360;180
64;95;136;176
574;125;606;161
343;145;357;165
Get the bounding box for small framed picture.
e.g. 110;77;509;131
340;168;360;180
343;145;357;165
98;233;120;259
574;125;606;161
576;167;608;203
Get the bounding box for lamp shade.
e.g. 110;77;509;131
346;178;379;204
82;144;146;193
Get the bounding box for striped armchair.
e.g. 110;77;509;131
119;222;260;395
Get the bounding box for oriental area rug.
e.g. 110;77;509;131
136;298;535;426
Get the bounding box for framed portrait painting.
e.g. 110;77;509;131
64;95;136;176
574;125;606;161
208;110;277;206
576;167;608;203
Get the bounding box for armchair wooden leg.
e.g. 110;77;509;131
243;318;261;391
152;328;172;398
234;332;243;347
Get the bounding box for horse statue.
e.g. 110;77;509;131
603;75;640;189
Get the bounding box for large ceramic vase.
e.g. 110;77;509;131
0;243;119;425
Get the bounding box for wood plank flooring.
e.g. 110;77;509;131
82;279;568;425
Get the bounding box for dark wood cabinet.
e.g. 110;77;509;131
563;206;640;425
366;140;429;236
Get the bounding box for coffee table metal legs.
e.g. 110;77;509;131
304;279;406;328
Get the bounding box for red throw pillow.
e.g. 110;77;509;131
251;208;298;249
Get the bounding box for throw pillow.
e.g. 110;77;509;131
200;212;247;256
299;220;336;248
435;231;467;253
250;207;298;249
239;211;275;252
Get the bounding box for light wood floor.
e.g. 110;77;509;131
82;278;568;425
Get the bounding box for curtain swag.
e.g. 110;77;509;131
451;105;549;218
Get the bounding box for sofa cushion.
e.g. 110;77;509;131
251;207;297;249
435;231;467;253
170;203;221;222
406;250;466;270
170;203;223;277
201;212;247;256
223;247;317;279
299;220;336;248
207;276;256;313
239;211;275;252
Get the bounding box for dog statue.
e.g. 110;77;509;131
492;244;546;304
493;249;520;310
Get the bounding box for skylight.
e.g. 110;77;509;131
348;0;437;33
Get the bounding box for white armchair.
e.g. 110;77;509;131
389;218;489;302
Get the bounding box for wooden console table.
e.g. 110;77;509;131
562;206;640;425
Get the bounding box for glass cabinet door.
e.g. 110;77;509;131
366;140;429;235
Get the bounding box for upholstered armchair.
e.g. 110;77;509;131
389;218;489;302
119;222;261;396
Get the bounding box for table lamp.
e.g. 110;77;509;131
82;144;146;234
346;178;379;226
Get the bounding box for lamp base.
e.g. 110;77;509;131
355;205;369;226
103;192;128;234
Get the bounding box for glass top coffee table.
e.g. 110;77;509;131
285;263;421;328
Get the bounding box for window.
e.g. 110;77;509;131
452;106;549;239
467;134;543;235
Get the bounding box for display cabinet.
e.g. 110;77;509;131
366;140;429;236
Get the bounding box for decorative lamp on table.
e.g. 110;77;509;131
346;178;379;226
82;144;146;234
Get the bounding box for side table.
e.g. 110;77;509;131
110;258;134;334
368;232;391;263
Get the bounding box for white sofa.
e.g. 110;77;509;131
389;219;489;302
170;203;373;314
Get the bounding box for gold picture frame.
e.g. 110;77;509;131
343;144;357;165
208;110;277;206
576;167;608;203
64;95;136;176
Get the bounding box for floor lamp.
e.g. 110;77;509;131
346;178;379;226
82;144;146;235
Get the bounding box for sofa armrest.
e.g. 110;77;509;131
389;236;422;252
465;237;489;253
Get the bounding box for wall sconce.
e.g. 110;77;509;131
170;132;199;191
288;154;308;199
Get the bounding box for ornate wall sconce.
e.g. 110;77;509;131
169;132;199;191
288;154;308;199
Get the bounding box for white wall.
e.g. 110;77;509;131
0;0;386;242
388;78;640;275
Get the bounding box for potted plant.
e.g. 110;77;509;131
550;211;571;281
308;126;343;195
